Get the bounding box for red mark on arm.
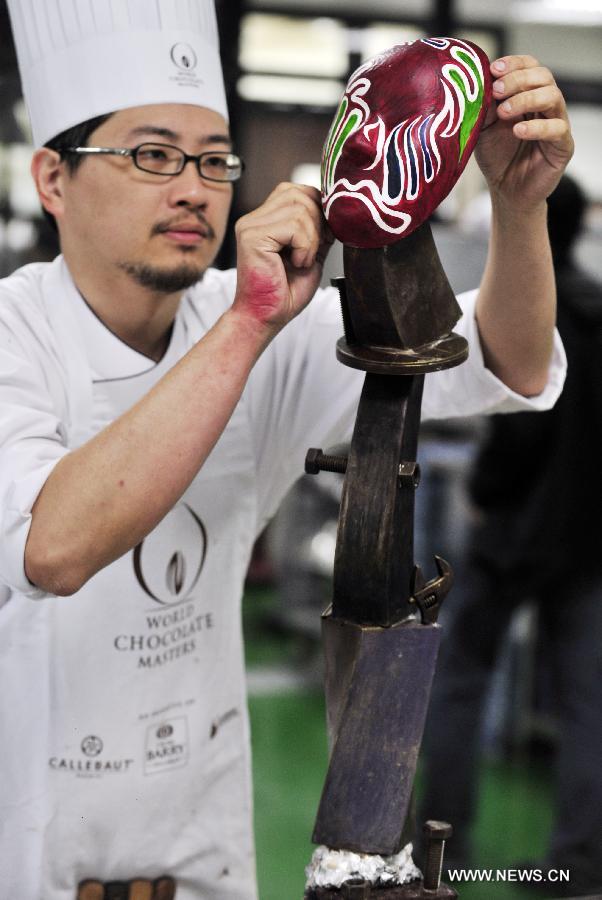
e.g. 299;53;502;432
236;268;286;323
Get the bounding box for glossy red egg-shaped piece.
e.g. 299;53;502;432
321;37;492;247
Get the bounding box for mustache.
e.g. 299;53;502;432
152;213;216;240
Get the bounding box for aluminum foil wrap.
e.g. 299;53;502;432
305;843;421;889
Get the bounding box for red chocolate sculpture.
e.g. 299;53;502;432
321;37;492;248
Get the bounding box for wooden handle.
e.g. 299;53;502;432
76;877;175;899
153;877;176;900
129;881;153;900
77;882;104;900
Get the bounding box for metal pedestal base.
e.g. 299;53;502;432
312;616;441;853
305;879;457;898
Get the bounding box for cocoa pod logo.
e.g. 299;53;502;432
133;503;207;606
170;43;198;71
166;551;186;596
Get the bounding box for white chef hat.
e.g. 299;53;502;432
7;0;228;148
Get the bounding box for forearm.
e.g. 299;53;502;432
25;308;272;594
475;199;555;396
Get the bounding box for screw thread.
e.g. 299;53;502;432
423;841;445;890
422;820;452;891
318;453;348;474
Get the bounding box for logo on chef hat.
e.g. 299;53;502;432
170;43;198;71
133;503;207;605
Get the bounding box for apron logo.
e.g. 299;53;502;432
170;43;198;71
133;503;207;605
145;716;189;775
81;735;103;757
49;735;134;777
167;551;186;595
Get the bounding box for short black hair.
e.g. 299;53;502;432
41;112;113;230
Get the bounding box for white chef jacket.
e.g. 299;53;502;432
0;256;566;899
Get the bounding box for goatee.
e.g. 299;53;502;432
118;261;205;293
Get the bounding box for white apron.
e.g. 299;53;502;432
2;262;260;899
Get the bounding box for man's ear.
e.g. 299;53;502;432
30;148;66;220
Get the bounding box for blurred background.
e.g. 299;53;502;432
1;1;600;898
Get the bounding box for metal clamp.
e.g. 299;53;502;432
409;556;453;625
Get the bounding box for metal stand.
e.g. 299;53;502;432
306;885;457;899
304;223;466;899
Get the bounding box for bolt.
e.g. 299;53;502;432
331;276;356;345
422;820;453;890
399;461;421;488
305;447;348;475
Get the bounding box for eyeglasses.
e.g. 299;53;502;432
61;142;244;183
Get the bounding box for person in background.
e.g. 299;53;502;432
420;175;602;898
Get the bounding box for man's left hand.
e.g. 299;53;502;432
475;55;574;211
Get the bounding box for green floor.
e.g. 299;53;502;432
244;588;558;900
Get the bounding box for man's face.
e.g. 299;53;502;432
57;103;234;292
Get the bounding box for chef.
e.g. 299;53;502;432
0;1;572;898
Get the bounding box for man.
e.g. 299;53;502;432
0;1;572;897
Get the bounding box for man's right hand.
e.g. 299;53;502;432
232;183;334;334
